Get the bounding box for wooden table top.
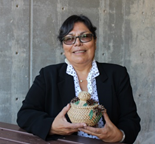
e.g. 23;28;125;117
0;122;125;144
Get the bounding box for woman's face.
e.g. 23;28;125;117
63;22;97;66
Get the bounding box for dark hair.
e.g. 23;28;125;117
58;15;97;44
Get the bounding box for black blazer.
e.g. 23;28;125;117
17;62;140;144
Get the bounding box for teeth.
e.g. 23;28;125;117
74;50;85;53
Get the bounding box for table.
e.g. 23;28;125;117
0;122;125;144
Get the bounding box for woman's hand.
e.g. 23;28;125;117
78;112;123;142
49;104;86;135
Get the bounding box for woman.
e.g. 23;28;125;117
17;15;140;143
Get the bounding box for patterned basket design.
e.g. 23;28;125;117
67;91;103;126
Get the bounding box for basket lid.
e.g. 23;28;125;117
71;91;99;109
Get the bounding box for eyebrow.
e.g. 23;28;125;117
67;31;89;36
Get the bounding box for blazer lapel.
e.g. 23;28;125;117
96;62;113;119
58;64;75;108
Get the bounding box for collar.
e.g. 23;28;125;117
65;58;99;78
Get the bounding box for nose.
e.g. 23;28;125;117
74;37;82;46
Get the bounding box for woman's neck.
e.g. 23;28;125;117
72;61;92;80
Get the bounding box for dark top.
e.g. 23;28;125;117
17;62;141;144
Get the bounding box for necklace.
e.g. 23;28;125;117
79;79;87;83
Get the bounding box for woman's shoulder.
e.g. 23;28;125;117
96;62;127;75
97;61;126;69
43;63;66;69
39;63;67;74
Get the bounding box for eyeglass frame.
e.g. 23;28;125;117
62;33;94;45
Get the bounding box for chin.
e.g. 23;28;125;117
75;61;85;64
75;59;91;65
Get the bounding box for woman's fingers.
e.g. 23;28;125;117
59;104;70;117
78;112;123;142
51;103;87;135
79;128;97;136
66;122;86;129
102;111;112;126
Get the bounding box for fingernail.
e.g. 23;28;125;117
83;124;87;127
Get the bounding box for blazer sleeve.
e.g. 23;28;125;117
116;67;141;144
17;68;55;140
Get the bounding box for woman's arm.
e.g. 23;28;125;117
17;68;86;140
79;65;141;143
116;67;141;143
17;68;54;140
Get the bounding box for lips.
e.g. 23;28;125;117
73;50;86;53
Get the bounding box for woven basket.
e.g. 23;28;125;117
67;91;103;126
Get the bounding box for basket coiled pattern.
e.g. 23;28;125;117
67;91;104;126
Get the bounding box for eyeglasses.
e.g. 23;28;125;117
62;33;94;45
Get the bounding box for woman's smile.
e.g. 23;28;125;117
73;50;87;54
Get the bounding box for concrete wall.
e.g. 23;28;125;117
0;0;155;143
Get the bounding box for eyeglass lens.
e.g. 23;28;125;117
63;34;93;45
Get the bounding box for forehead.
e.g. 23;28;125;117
69;22;90;35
